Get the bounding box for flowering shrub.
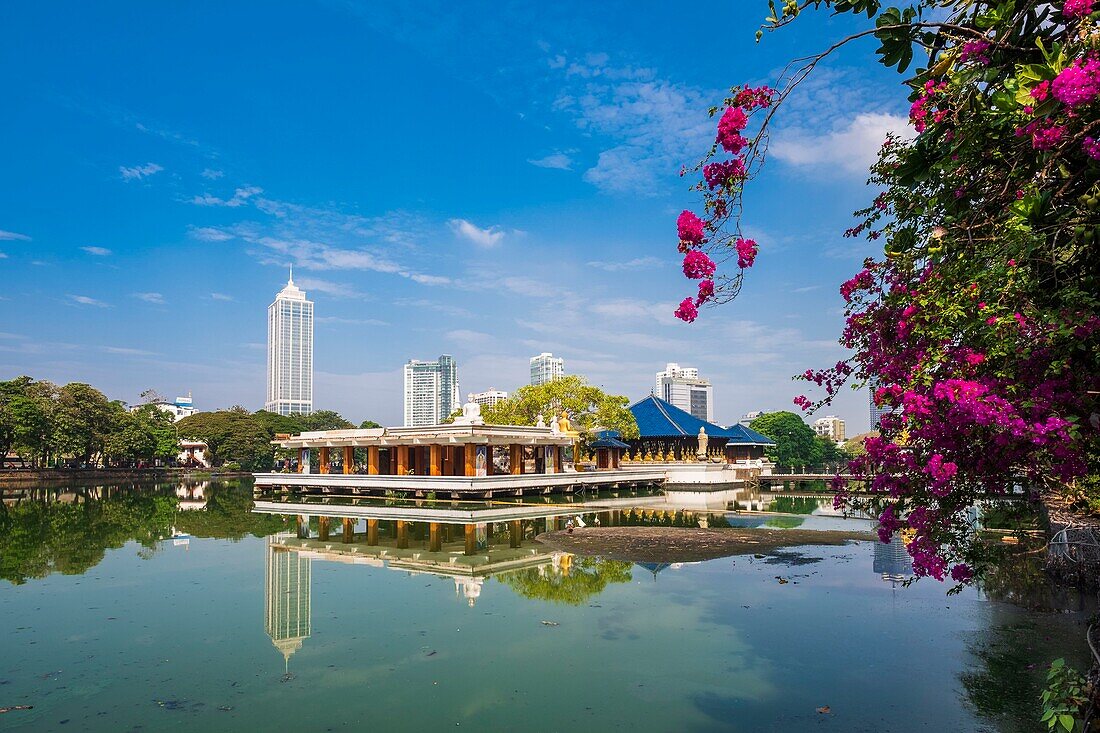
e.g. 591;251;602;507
673;0;1100;586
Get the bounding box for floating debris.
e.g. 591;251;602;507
816;706;831;714
0;706;33;714
540;621;560;627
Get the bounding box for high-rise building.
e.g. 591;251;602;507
655;363;713;422
813;415;847;442
471;388;508;407
869;377;893;430
530;352;564;386
265;270;313;416
403;355;459;426
265;538;311;670
739;410;765;426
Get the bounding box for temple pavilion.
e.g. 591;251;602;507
626;395;774;463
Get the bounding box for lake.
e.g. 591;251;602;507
0;478;1093;732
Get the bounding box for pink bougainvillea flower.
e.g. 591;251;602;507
716;106;749;153
674;297;699;323
682;250;716;279
1063;0;1094;17
676;210;706;245
696;278;714;305
735;237;758;269
1052;57;1100;107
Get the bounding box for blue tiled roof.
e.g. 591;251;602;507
629;395;774;445
590;436;630;449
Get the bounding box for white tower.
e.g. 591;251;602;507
265;269;314;416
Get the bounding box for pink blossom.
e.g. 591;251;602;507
959;40;991;65
677;210;706;245
1030;80;1051;101
1063;0;1094;17
696;279;714;305
950;564;973;583
1032;122;1066;150
682;250;716;279
735;237;758;269
1084;137;1100;160
716;107;749;153
1052;57;1100;107
732;86;775;110
674;297;698;323
703;159;746;190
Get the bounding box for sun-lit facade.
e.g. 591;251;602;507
265;271;313;416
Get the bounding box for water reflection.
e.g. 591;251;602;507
265;540;311;671
873;534;914;585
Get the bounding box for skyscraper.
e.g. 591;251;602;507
265;538;311;670
529;352;564;386
868;376;893;431
403;355;459;426
265;270;313;416
813;415;847;442
655;363;713;422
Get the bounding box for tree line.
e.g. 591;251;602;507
0;375;374;471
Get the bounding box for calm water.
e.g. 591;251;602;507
0;479;1093;732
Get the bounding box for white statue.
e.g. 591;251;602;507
453;394;484;425
697;426;709;459
536;413;547;429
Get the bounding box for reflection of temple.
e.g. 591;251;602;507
176;482;209;511
265;539;312;671
873;535;913;585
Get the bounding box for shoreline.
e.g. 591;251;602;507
0;468;252;488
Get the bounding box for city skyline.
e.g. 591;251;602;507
0;2;903;431
265;270;314;416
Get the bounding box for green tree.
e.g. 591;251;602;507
177;411;274;471
10;379;58;467
497;557;633;605
53;383;114;465
299;410;354;431
252;409;303;437
103;406;156;465
749;411;821;469
481;375;638;439
358;419;382;429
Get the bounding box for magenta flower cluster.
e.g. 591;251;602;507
959;40;991;65
703;159;746;190
1051;56;1100;107
682;250;716;279
1063;0;1094;17
716;106;748;153
674;297;699;323
677;210;706;246
735;238;757;269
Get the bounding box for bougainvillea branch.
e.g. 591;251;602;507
675;0;1100;586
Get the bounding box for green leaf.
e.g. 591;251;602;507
1057;714;1075;732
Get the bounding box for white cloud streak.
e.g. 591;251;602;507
449;219;506;248
119;162;164;181
82;246;112;256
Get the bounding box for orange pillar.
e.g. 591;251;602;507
429;522;442;552
342;518;354;543
430;445;442;476
396;520;409;549
342;446;353;474
464;523;477;555
554;446;563;473
464;443;477;476
318;516;330;541
510;445;523;475
367;446;379;475
297;448;306;473
485;446;494;476
367;519;378;545
319;447;330;474
395;446;408;475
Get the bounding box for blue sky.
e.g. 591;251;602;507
0;1;911;430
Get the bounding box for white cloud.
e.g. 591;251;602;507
201;168;225;179
445;329;495;346
191;185;263;207
190;226;235;242
133;292;166;304
0;229;31;241
0;252;7;259
528;152;574;170
772;112;912;175
409;273;451;286
587;256;663;271
68;294;109;307
294;277;363;299
119;162;163;181
210;292;234;301
82;246;112;256
449;219;506;248
103;346;158;356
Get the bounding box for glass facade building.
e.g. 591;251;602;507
265;272;314;416
529;352;564;386
403;355;459;427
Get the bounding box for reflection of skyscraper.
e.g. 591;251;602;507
265;538;311;670
873;535;913;585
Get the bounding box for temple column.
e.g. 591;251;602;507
510;445;523;475
342;518;354;543
318;516;330;541
430;445;442;476
464;443;477;477
554;446;563;473
395;445;408;475
464;523;477;555
343;446;354;474
367;519;378;545
367;446;380;475
510;520;522;548
396;520;409;549
429;522;442;552
484;521;493;546
485;446;494;476
319;447;330;474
